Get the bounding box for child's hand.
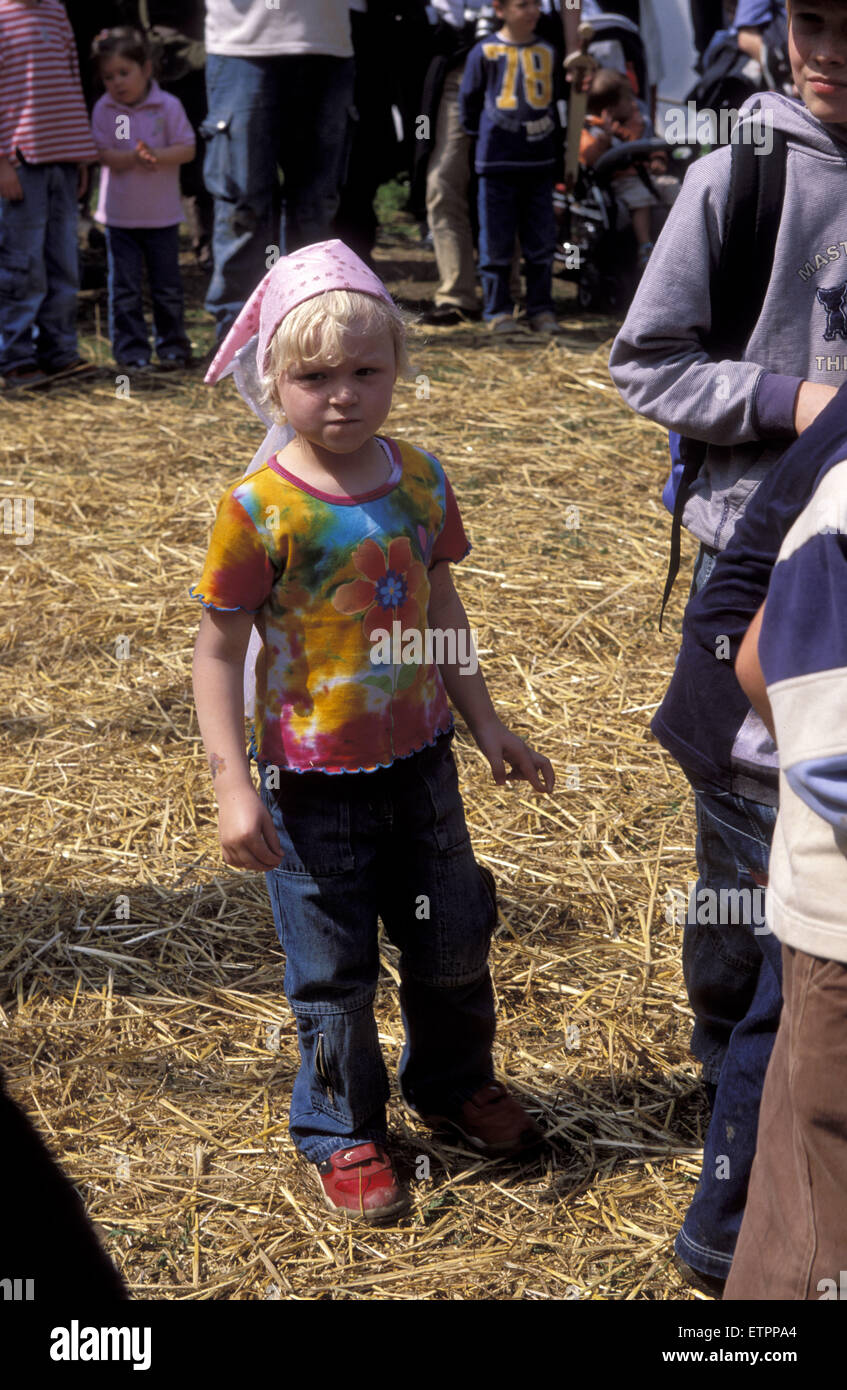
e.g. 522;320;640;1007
473;717;555;793
217;785;283;871
135;140;158;168
0;159;23;201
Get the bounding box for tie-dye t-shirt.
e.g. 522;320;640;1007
191;437;470;773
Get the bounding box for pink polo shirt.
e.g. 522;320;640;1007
91;81;195;228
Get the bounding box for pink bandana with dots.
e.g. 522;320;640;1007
204;240;394;385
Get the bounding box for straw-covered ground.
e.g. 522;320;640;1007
0;236;708;1301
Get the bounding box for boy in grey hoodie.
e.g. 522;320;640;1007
609;0;847;1293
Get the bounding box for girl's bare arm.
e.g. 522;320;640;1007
192;608;282;869
427;561;554;792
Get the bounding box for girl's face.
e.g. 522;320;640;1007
277;325;396;457
101;54;152;107
789;4;847;124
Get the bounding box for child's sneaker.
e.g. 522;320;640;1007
115;360;154;374
1;365;50;391
528;312;561;335
43;357;99;384
407;1082;544;1158
312;1142;409;1222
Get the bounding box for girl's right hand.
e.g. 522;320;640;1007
217;787;283;871
0;161;23;201
135;140;157;168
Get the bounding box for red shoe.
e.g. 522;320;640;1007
411;1082;544;1158
313;1142;409;1222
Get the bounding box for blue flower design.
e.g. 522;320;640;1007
374;569;408;609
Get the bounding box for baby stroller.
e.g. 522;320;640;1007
690;16;793;114
554;137;693;313
582;11;650;105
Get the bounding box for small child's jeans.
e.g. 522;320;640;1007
477;170;556;321
257;733;498;1164
0;161;79;375
105;224;191;366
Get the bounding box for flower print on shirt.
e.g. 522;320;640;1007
332;536;426;637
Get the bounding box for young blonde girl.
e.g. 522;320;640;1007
192;241;554;1220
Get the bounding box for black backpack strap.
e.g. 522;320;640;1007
659;439;706;630
710;129;787;357
659;127;788;627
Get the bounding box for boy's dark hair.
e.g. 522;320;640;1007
587;67;632;116
91;26;151;73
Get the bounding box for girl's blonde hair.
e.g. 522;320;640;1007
261;289;414;420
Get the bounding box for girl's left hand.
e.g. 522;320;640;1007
136;140;157;167
474;718;555;793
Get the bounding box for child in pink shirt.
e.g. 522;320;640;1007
91;27;195;371
0;0;98;389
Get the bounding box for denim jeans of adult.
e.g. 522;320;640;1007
0;161;79;374
202;53;355;337
477;171;555;321
105;225;190;366
258;734;498;1164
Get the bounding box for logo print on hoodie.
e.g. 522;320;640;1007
817;283;847;342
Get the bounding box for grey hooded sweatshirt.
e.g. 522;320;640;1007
609;92;847;551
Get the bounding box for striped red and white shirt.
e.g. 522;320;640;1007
0;0;97;164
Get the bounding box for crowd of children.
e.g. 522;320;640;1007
5;0;847;1302
0;0;680;382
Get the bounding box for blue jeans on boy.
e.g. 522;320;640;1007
258;734;498;1164
105;225;190;366
676;787;780;1280
202;53;355;337
477;171;556;321
0;161;79;375
675;543;782;1280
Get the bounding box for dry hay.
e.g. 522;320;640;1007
0;274;709;1301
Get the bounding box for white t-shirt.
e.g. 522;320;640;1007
205;0;352;58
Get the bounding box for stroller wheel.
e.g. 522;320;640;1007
577;269;619;313
577;279;597;310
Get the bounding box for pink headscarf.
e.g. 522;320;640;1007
204;239;395;386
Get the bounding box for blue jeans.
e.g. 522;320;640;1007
105;225;190;366
0;161;79;374
676;789;780;1279
258;735;498;1164
477;171;556;321
675;543;782;1279
202;53;355;337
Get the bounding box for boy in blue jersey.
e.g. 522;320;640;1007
458;0;563;334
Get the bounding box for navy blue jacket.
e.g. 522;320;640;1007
652;384;847;804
